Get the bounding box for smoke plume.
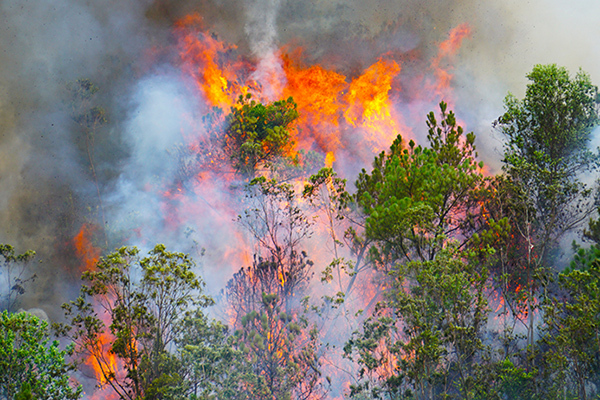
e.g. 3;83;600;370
1;0;599;352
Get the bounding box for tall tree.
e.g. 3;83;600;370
494;64;600;349
59;244;214;400
226;177;325;399
355;101;486;269
345;103;495;399
495;64;600;258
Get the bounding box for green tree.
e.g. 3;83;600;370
59;244;214;400
540;245;600;400
344;103;495;399
355;101;486;269
345;246;490;400
494;64;600;350
495;64;600;262
223;94;299;178
0;311;82;400
176;311;246;400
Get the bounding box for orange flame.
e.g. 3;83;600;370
344;59;410;151
175;13;250;109
73;223;101;272
282;52;347;153
429;23;472;100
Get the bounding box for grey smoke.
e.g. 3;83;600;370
0;0;599;368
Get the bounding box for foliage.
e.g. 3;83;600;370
177;311;246;400
59;244;213;400
0;244;36;312
0;311;82;400
344;103;495;399
345;247;490;400
234;177;314;313
355;101;486;270
492;64;600;354
540;245;600;399
233;292;324;400
495;64;600;257
226;177;325;399
303;168;359;305
223;94;299;177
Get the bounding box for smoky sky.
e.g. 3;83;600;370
1;0;599;314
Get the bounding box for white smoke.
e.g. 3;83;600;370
244;0;286;100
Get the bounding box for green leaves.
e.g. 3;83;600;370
223;95;299;177
60;244;213;400
346;103;491;399
0;311;82;400
355;101;486;266
541;248;600;398
495;65;600;258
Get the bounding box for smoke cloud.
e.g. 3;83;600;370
1;0;599;332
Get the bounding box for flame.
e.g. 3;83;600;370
158;18;475;399
429;23;472;101
88;328;119;386
344;59;410;151
175;14;250;109
73;223;101;272
324;151;336;168
282;52;347;153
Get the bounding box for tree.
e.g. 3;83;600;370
223;94;299;178
233;177;314;315
60;244;214;400
495;64;600;260
0;244;36;312
0;310;82;400
226;177;325;399
494;64;600;350
344;103;495;399
176;311;246;400
345;246;490;400
355;101;486;270
540;246;600;400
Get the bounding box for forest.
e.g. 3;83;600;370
2;62;600;400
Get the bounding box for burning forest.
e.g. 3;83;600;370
2;0;600;399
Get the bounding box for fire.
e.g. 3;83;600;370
344;59;409;151
73;223;101;273
88;327;119;386
175;13;250;109
324;151;336;168
429;23;472;100
174;18;446;167
282;53;347;153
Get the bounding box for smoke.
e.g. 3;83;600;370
245;0;286;99
1;0;599;367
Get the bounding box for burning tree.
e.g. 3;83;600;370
59;244;221;400
223;94;299;178
344;103;495;399
225;177;326;399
